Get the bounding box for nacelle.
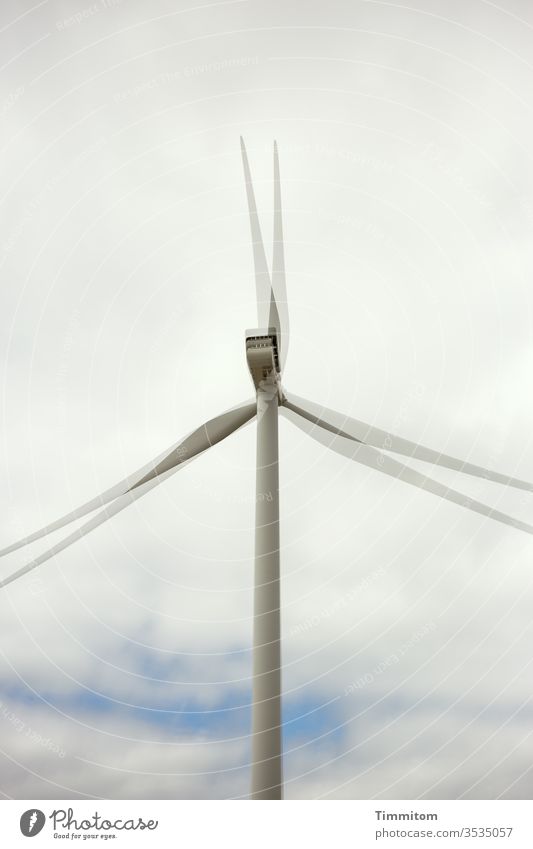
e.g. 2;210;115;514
245;328;280;390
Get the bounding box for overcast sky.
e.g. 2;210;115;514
1;0;533;800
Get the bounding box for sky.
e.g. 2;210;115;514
1;0;533;800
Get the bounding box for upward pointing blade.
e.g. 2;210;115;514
0;400;255;562
240;137;275;330
272;141;289;372
240;138;282;347
282;405;533;536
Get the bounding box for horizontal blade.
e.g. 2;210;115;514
0;470;173;590
130;401;256;489
272;140;289;373
283;392;533;493
240;137;281;338
0;400;255;560
0;402;256;589
282;406;533;536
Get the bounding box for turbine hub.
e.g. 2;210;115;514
245;328;281;392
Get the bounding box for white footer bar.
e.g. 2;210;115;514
1;799;532;848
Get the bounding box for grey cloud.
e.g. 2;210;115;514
1;0;533;799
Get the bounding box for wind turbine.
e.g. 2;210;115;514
2;139;533;801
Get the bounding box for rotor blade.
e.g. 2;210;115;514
240;137;280;336
0;400;255;559
272;140;289;372
0;402;256;589
130;400;255;489
282;392;533;493
0;471;171;590
281;406;533;536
